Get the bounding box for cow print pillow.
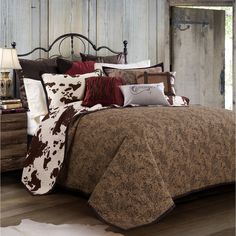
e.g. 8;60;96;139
42;71;100;110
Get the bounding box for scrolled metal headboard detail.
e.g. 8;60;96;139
11;33;128;64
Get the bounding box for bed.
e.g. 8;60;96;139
13;33;235;230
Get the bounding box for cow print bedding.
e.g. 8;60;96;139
42;71;100;110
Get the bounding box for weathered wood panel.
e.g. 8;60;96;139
123;0;149;62
233;1;236;110
169;0;233;6
88;0;97;53
48;0;89;58
148;0;157;64
96;0;125;56
39;0;49;58
171;7;225;108
0;0;32;56
0;0;3;47
157;0;170;70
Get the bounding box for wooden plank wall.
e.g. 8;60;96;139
233;0;236;110
0;0;170;69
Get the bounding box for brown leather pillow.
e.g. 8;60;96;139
139;71;176;96
104;63;164;85
80;53;125;64
15;58;58;108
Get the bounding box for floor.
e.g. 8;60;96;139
1;171;235;236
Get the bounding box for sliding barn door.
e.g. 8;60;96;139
171;7;225;108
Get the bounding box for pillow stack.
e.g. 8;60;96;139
18;55;187;121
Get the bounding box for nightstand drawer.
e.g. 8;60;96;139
1;156;26;172
1;111;27;172
1;143;27;160
1;113;27;131
1;130;27;145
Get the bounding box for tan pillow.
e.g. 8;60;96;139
139;71;176;96
105;66;163;85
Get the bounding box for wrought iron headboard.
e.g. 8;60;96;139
11;33;128;63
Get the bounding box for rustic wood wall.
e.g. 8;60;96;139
0;0;169;68
233;0;236;110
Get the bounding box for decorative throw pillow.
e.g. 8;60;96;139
94;60;151;74
56;58;95;75
139;71;176;96
82;77;124;107
104;63;164;85
15;58;58;108
42;71;100;110
23;78;48;118
120;83;170;107
80;53;125;64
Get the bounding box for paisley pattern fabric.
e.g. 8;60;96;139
23;105;235;230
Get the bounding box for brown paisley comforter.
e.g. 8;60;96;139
23;104;235;230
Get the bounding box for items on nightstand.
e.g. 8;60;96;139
0;98;22;109
0;109;27;172
0;48;22;98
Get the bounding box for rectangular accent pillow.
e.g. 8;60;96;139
94;60;151;73
82;76;124;107
23;78;48;119
80;53;125;64
139;71;176;96
104;63;164;85
56;57;96;75
15;58;58;108
120;83;170;107
42;71;100;110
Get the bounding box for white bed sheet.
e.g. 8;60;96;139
27;111;44;136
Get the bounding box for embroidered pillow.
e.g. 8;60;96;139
104;63;164;85
139;71;176;96
82;77;124;107
56;58;95;75
42;71;99;110
15;58;58;108
120;83;170;107
80;53;125;64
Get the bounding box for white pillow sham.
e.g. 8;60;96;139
94;60;151;73
120;83;170;107
27;111;45;136
42;71;99;110
23;78;48;119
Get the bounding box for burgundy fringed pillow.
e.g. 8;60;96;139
57;58;95;75
82;77;124;107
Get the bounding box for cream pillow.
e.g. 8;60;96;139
23;78;48;118
94;60;151;74
120;83;170;107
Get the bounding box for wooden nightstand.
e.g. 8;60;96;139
1;110;27;172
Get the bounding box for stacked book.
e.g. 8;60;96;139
0;99;23;109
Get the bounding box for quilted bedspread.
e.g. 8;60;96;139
22;103;235;230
